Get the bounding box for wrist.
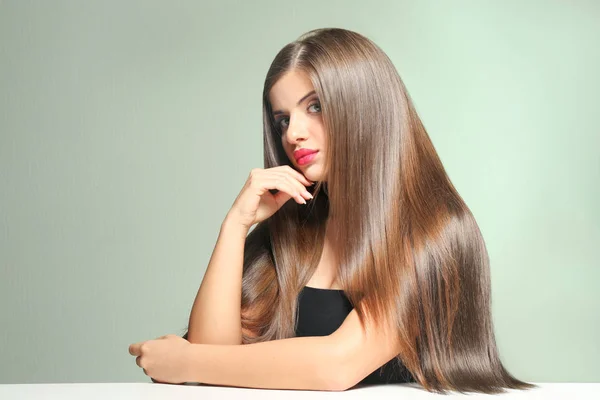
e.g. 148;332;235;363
223;213;251;232
184;343;204;384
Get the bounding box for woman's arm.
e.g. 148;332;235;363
183;307;403;391
184;334;346;391
187;214;249;345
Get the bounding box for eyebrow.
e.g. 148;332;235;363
272;90;317;116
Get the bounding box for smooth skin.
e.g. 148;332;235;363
270;69;328;184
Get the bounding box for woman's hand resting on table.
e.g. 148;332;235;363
128;334;192;384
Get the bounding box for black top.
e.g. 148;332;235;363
295;286;416;385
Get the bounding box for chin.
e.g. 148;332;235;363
302;166;323;180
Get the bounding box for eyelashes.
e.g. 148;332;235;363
275;102;321;133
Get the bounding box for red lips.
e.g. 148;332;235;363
293;148;318;162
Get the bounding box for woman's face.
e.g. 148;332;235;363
268;70;327;182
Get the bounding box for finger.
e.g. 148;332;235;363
136;356;142;368
271;178;306;204
260;176;302;204
272;171;313;201
283;165;313;186
282;174;313;201
129;342;143;356
273;189;294;208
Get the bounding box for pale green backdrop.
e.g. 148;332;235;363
1;0;598;384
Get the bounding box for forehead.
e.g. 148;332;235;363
269;70;315;108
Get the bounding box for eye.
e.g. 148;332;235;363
275;101;321;134
278;117;290;130
308;102;321;113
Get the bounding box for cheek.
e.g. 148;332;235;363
284;146;295;163
314;123;327;142
317;131;327;147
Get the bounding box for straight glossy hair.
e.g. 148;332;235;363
185;27;536;394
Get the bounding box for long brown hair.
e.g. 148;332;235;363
192;28;536;394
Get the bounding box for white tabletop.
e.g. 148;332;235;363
0;382;598;400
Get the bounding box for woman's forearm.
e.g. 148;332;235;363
187;215;249;344
184;334;346;391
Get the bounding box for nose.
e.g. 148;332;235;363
285;114;309;145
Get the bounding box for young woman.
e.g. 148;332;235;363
129;27;536;394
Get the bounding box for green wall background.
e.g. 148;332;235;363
1;0;598;384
